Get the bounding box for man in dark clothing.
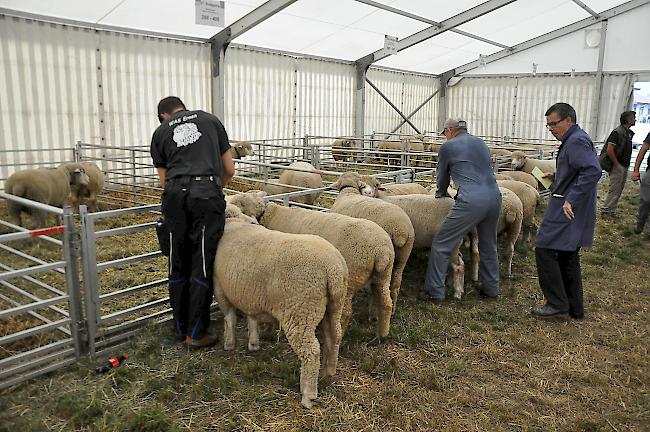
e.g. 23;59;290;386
601;111;636;217
631;132;650;237
533;103;602;320
151;96;235;348
420;119;502;304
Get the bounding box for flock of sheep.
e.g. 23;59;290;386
218;142;556;408
1;137;557;409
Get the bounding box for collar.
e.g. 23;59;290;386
338;184;360;193
560;124;580;144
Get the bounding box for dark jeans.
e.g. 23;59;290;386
534;247;583;318
162;176;226;339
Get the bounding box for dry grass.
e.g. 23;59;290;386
0;181;649;431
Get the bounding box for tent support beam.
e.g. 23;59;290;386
437;71;456;132
354;0;516;70
353;0;511;49
591;20;608;139
209;0;298;119
571;0;599;17
366;78;421;134
451;0;650;76
354;63;368;139
389;89;440;136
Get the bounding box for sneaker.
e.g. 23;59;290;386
418;291;444;305
531;304;569;319
634;222;644;234
474;283;498;300
184;334;218;350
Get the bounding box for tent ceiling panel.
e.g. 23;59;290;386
455;0;589;46
0;0;638;75
375;31;502;74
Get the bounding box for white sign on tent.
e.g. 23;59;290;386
195;0;225;27
384;35;398;55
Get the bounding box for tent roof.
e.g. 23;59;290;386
0;0;636;74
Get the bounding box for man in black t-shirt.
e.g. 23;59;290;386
151;96;235;349
632;131;650;237
601;111;635;218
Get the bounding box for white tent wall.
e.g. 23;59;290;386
445;73;633;143
447;77;517;138
365;68;438;137
0;16;99;184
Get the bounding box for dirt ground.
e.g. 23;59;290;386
0;181;648;432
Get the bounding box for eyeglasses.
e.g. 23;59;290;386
546;117;566;129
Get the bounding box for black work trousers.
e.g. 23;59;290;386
162;176;226;340
534;247;584;318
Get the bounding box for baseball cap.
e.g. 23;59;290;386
439;118;467;134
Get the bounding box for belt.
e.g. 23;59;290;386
174;175;222;186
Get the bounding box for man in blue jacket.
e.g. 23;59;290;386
533;103;602;320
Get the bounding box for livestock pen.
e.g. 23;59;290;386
1;138;647;431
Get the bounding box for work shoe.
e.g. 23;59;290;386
474;283;498;300
184;334;218;350
418;291;444;305
633;222;644;234
531;304;569;319
161;333;186;346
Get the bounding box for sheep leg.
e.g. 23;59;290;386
369;261;394;337
284;321;320;409
389;246;409;315
247;316;260;351
339;292;354;335
33;210;47;229
88;191;99;212
504;239;514;278
450;246;466;300
8;204;22;227
319;304;342;378
223;308;237;351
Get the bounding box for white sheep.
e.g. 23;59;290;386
360;176;428;198
229;192;395;337
330;172;415;312
230;141;255;159
5;164;90;227
213;213;348;409
501;170;539;189
264;161;324;205
377;141;402;166
511;150;556;175
496;179;540;243
67;162;104;212
332;138;356;162
489;147;513;158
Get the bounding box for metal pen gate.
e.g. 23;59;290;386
0;194;84;389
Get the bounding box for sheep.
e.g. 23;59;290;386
264;162;324;205
494;173;514;181
229;193;395;337
377;141;402;165
332;138;356;162
500;170;539;189
329;172;414;312
496;180;540;243
5;164;90;227
229;141;255;159
443;186;522;282
213;213;348;409
66;162;104;212
511;150;556;175
360;176;428;198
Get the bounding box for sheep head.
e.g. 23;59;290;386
232;141;255;157
227;191;266;220
330;172;366;194
359;175;385;198
225;203;258;224
510;151;527;170
62;163;90;187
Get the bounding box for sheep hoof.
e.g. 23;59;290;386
453;293;462;300
223;343;235;351
301;397;315;409
248;342;260;351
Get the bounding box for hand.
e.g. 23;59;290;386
542;172;554;179
563;201;574;220
632;171;640;181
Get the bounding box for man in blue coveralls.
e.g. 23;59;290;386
532;103;601;320
420;119;502;305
